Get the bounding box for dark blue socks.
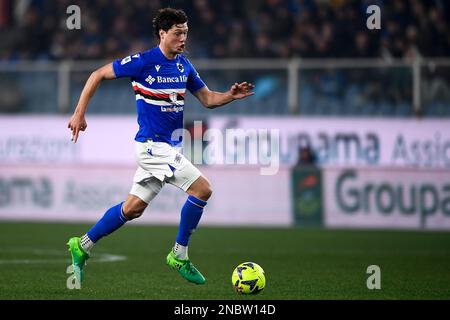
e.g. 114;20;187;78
176;195;207;246
85;195;206;248
87;202;128;243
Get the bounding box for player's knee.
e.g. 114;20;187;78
203;184;213;200
197;183;213;201
189;184;212;201
122;207;144;220
188;176;213;201
122;201;147;220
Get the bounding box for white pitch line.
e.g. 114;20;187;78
0;248;127;265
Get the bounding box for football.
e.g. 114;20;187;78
231;262;266;294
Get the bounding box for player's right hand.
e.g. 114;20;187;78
67;114;87;143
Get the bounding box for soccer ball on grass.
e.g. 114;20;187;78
231;262;266;294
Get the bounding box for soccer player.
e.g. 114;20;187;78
66;8;254;285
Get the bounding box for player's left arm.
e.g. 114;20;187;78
193;82;255;109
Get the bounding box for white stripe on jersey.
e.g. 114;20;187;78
132;81;186;94
135;94;185;106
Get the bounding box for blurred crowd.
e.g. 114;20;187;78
0;0;449;61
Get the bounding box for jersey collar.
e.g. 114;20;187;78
156;45;179;62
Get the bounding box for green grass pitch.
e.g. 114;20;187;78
0;222;449;299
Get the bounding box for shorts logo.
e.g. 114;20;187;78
175;154;182;164
177;63;184;73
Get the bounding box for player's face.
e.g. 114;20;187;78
160;23;188;54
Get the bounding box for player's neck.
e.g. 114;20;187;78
159;45;177;60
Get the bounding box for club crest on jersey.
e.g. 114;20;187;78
177;63;184;73
169;92;178;104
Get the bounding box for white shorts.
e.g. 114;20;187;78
129;139;202;203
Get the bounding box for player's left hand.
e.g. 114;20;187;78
230;82;255;100
68;114;87;143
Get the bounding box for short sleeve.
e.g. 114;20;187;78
186;61;206;93
112;53;144;78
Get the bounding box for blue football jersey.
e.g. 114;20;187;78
112;46;205;146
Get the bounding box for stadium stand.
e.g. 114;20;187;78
0;0;449;117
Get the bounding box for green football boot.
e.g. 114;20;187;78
67;237;90;283
166;251;206;285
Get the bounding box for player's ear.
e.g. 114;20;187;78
159;29;165;40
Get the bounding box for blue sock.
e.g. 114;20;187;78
176;195;207;246
87;202;128;243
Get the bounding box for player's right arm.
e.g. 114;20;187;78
68;63;115;143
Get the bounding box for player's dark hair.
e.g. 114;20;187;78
152;8;188;39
